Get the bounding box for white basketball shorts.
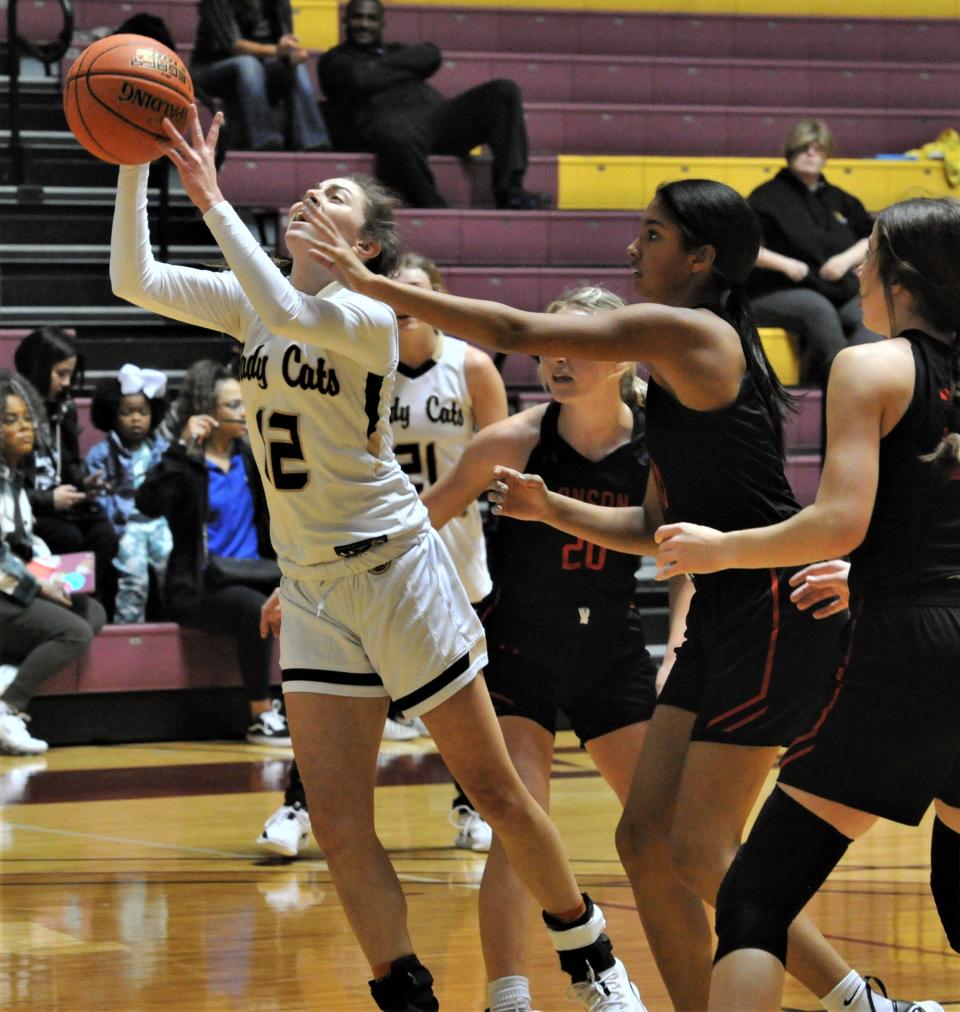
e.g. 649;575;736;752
279;529;487;716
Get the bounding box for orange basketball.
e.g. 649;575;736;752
64;34;194;165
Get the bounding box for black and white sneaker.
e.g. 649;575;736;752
246;700;291;746
864;976;944;1012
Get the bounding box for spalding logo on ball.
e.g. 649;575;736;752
64;34;195;165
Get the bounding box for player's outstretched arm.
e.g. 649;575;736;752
490;465;651;555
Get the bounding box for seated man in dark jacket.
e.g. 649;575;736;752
319;0;548;209
191;0;330;152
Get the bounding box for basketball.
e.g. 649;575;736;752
63;34;194;165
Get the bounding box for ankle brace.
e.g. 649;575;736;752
715;789;851;965
542;895;615;982
369;955;438;1011
931;816;960;952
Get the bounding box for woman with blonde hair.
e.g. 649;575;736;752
747;117;878;386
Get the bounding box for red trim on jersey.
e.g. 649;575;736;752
650;459;668;512
706;568;780;731
779;604;861;770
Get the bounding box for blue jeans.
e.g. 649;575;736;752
192;55;329;151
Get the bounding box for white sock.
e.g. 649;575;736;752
488;975;532;1012
821;971;893;1012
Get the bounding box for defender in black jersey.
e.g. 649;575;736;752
484;398;657;742
420;287;663;1012
316;177;907;1011
658;198;959;1010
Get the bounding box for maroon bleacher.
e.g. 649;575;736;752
36;624;281;697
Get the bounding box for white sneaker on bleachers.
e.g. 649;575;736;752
0;703;48;755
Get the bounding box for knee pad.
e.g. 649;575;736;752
931;816;960;952
369;955;438;1012
715;789;851;965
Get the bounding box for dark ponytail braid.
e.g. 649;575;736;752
656;179;796;460
871;198;960;480
724;283;797;460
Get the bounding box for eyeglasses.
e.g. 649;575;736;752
218;399;245;412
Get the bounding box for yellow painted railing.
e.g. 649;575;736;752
559;156;953;212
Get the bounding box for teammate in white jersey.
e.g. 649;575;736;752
109;107;645;1012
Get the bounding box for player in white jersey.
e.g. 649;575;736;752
258;251;506;856
109;107;646;1012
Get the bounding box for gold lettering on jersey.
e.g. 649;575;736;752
425;395;464;426
389;398;410;430
281;345;340;396
238;343;269;389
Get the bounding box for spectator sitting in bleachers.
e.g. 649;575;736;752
746;117;880;388
85;364;172;625
0;370;106;755
191;0;330;153
319;0;549;210
135;360;289;746
14;328;119;618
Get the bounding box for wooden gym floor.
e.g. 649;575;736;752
1;732;956;1011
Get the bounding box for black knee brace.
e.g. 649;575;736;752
368;955;438;1012
714;789;851;965
931;816;960;953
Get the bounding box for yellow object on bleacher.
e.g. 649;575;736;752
291;0;339;51
758;328;799;387
906;130;960;188
558;156;953;213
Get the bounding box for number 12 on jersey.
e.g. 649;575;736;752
256;409;309;490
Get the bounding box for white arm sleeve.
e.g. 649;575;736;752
203;201;397;374
110;164;246;338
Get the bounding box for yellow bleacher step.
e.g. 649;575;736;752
558;156;953;213
383;0;960;16
758;327;799;386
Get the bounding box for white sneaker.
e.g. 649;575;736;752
0;664;18;695
566;958;647;1011
256;803;311;858
864;977;944;1012
407;716;430;738
382;716;419;741
450;804;493;852
0;704;48;755
246;700;291;746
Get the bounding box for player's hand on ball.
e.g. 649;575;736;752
488;466;551;522
161;105;224;213
788;559;850;619
654;522;727;579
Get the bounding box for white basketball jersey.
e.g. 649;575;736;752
113;168;429;580
392;335;491;603
234;284;431;578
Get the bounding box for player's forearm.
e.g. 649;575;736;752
360;275;535;354
545;495;651;556
720;503;864;571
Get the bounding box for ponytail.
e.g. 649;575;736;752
725;284;796;460
921;338;960;479
872;198;960;480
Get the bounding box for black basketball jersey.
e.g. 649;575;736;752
850;330;960;601
490;400;649;631
644;370;798;534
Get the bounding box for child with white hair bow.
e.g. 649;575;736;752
85;364;172;623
